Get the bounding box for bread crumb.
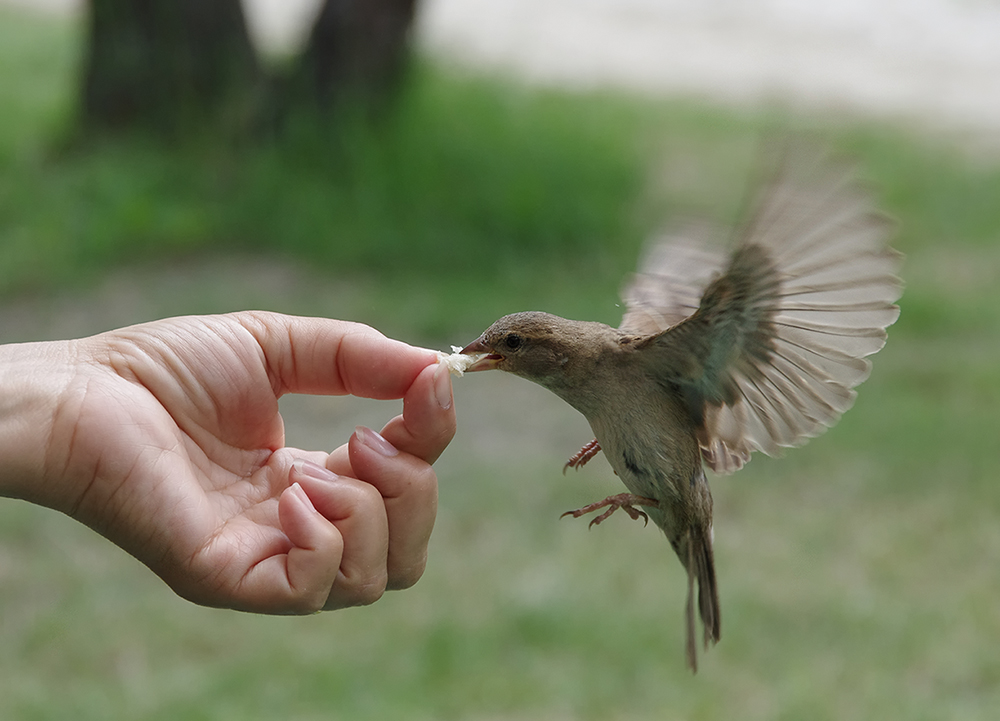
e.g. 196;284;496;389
436;346;482;376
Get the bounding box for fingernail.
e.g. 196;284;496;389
355;425;399;457
433;362;453;410
292;459;339;482
288;482;320;514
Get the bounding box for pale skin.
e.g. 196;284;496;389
0;311;455;614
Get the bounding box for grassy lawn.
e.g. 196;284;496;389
2;5;1000;720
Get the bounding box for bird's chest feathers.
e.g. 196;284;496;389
591;416;675;497
536;346;701;502
582;378;700;502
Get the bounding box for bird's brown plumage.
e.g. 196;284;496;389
461;148;902;672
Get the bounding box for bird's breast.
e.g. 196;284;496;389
586;388;701;501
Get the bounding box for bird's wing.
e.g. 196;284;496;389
619;222;729;335
637;149;902;473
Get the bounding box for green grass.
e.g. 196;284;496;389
2;5;1000;721
0;4;655;338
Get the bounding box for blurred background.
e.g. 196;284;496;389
1;0;998;718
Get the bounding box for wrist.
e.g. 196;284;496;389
0;340;76;505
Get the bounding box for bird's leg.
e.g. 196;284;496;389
563;438;602;474
560;493;659;528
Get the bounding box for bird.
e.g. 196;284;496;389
459;148;903;672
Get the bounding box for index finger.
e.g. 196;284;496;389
378;362;456;465
234;311;438;400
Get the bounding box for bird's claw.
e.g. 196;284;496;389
619;504;651;526
563;438;602;474
560;493;658;528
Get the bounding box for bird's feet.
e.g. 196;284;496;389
560;493;659;528
563;438;602;474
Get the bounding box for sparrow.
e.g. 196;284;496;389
460;149;903;672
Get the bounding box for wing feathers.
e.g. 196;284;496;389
622;148;902;473
619;225;728;335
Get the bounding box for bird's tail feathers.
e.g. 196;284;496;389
683;525;720;673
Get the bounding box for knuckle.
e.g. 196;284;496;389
352;480;385;512
349;574;388;607
292;590;330;615
404;465;438;499
387;558;427;591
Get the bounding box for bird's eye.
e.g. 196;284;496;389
503;333;524;351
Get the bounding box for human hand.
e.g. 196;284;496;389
1;312;455;613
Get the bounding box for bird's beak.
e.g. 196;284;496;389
460;338;502;372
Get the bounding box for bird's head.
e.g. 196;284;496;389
461;311;610;392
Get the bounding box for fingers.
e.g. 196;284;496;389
331;361;453;591
185;315;455;613
224;458;392;613
264;416;441;610
275;481;345;611
379;362;457;464
178;426;443;614
348;426;438;590
290;461;390;609
234;311;455;459
234;311;439;400
326;362;451;591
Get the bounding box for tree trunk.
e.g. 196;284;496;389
81;0;261;134
286;0;418;115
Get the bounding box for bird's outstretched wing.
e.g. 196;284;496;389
625;150;903;473
619;222;728;335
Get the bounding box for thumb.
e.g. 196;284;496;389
233;311;439;399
